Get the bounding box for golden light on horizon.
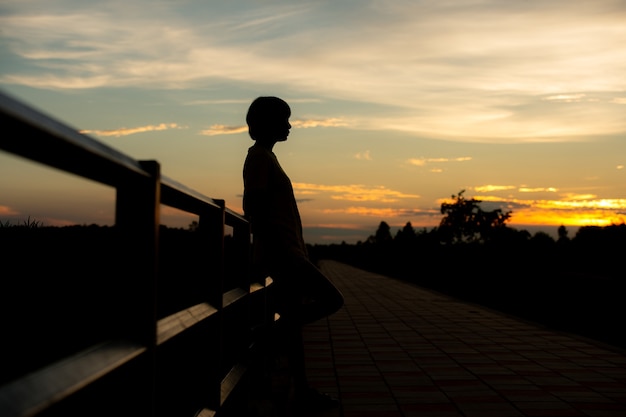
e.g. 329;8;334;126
511;208;625;228
436;194;626;230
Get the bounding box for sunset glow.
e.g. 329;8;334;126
1;0;625;243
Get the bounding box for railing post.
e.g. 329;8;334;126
115;159;160;415
198;200;225;411
199;199;225;309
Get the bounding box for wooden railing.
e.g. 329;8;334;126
0;91;275;417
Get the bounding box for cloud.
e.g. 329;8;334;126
199;117;349;136
473;185;516;192
293;183;419;203
543;94;587;102
0;205;19;216
407;157;472;167
291;118;348;129
518;187;558;193
354;150;372;161
472;185;558;193
80;123;182;137
322;206;433;218
200;125;248;136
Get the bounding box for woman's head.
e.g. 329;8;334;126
246;96;291;142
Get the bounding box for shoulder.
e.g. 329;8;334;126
244;145;274;176
246;145;276;164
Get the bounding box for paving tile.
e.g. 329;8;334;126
298;261;626;417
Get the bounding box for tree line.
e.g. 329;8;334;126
310;189;624;280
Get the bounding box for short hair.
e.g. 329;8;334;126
246;96;291;140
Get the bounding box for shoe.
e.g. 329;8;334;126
294;387;340;412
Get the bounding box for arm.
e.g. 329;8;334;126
243;150;272;235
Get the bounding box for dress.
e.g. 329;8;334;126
243;143;343;326
243;143;307;266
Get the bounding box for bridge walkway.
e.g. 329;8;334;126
296;260;626;417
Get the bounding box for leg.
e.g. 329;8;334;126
269;257;344;412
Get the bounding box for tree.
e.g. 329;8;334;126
373;221;392;244
394;221;417;245
438;190;512;244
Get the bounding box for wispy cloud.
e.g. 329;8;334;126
354;150;372;161
81;123;183;137
294;183;419;203
199;117;349;136
0;205;19;216
543;94;588;102
407;157;472;167
473;185;516;192
291;118;348;129
518;187;558;193
200;125;248;136
472;185;558;193
322;206;433;218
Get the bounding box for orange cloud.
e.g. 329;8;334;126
81;123;183;137
293;183;419;203
472;185;558;193
518;187;558;193
0;205;19;216
473;185;516;192
323;206;425;218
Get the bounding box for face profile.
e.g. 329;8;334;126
245;96;292;143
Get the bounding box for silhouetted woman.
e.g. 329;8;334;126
243;96;344;412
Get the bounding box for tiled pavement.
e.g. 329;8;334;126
301;260;626;417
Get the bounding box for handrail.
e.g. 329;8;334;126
0;90;149;186
0;90;271;417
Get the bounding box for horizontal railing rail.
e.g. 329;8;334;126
0;90;273;417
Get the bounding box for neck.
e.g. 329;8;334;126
256;140;276;151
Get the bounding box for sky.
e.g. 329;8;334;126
1;0;625;245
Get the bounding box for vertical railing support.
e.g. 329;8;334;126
115;160;161;416
199;199;226;411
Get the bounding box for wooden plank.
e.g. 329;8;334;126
194;408;216;417
0;340;145;417
220;363;246;407
222;288;247;309
157;302;218;345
